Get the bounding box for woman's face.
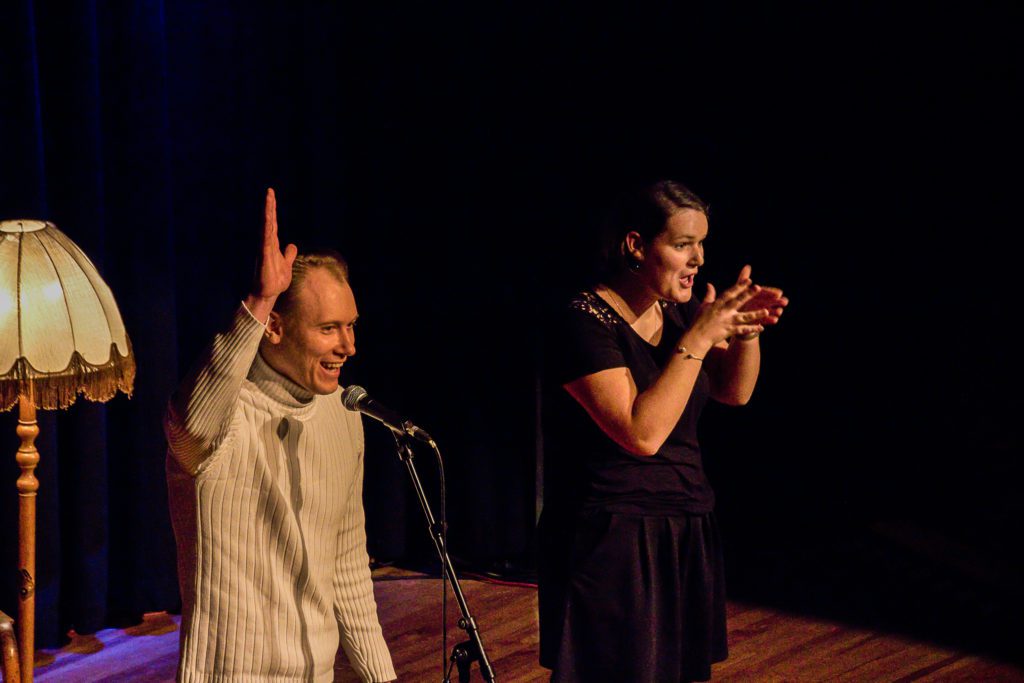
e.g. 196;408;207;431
634;208;708;303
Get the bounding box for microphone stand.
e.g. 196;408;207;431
390;432;496;683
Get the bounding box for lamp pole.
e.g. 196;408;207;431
16;389;39;683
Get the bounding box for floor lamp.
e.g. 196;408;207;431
0;219;135;683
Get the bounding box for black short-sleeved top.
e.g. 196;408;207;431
542;290;715;516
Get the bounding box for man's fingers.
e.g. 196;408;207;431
736;264;752;284
283;243;298;265
264;188;278;237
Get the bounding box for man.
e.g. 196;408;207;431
165;189;396;682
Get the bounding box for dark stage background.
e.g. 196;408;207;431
2;0;1021;668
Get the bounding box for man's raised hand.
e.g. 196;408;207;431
246;188;298;322
256;188;298;298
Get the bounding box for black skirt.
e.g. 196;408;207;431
538;509;728;683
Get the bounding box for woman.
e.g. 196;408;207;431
538;179;787;682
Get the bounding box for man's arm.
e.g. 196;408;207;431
333;418;397;682
164;189;297;475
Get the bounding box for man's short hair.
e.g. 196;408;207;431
274;250;349;320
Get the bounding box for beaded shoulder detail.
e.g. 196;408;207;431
568;290;620;327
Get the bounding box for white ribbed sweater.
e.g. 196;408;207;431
165;304;396;683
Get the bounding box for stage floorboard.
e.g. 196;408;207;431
31;567;1024;682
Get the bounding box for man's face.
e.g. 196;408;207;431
266;268;357;394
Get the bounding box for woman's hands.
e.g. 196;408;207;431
683;265;787;352
701;265;788;405
733;265;788;334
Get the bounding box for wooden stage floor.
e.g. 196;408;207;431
31;567;1024;682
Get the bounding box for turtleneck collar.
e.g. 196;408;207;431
249;350;316;409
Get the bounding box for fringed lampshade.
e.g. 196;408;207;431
0;218;135;683
0;219;135;409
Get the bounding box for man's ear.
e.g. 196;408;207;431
264;311;284;345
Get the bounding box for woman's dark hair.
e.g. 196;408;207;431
598;179;709;278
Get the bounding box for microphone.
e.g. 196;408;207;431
341;385;435;444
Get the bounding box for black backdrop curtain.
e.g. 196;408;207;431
2;0;1023;665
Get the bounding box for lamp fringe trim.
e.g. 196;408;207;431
0;341;136;411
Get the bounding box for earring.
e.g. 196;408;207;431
628;259;641;273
